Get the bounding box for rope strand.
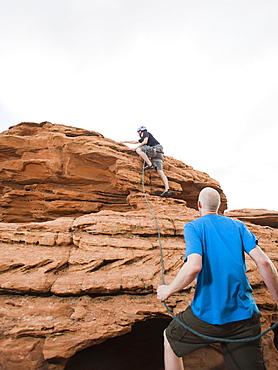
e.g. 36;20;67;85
141;163;165;284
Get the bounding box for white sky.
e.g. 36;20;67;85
0;0;277;211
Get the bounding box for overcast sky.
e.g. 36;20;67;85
1;0;277;212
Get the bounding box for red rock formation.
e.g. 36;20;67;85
226;208;278;228
0;122;227;223
0;122;277;369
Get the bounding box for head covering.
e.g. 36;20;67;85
137;126;147;132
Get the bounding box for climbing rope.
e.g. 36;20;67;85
141;165;278;343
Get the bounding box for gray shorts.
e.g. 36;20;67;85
166;306;265;370
142;144;164;171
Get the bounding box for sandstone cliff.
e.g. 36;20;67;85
0;121;227;223
0;122;277;370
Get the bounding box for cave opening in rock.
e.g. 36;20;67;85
65;316;172;370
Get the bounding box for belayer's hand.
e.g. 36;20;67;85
157;284;171;301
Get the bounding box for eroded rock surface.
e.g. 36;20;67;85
0;122;277;369
0;121;226;223
226;208;278;229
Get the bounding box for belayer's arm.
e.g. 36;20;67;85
249;245;278;307
157;253;202;301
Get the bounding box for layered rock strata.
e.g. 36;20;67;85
0;122;277;369
0;122;227;223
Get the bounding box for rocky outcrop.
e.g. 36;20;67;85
0;121;227;223
226;209;278;229
0;122;277;370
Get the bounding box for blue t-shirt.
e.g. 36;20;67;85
184;214;259;325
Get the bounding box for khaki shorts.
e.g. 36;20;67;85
142;144;164;171
166;306;265;370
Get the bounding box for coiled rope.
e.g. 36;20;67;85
141;165;278;343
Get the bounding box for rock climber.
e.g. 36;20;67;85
120;126;172;197
157;187;278;370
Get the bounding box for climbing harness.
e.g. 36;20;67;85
141;165;278;343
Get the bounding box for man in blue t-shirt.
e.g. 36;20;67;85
120;126;172;197
157;187;278;370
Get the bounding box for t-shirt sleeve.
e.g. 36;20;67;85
138;132;149;143
184;222;203;261
241;223;258;253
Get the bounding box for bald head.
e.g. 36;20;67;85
198;187;220;214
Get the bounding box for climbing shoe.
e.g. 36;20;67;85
159;189;173;197
144;165;155;170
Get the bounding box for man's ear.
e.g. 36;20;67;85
198;200;202;209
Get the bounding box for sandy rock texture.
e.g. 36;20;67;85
0;122;277;369
0;121;226;223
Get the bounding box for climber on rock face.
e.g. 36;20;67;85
120;126;172;198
